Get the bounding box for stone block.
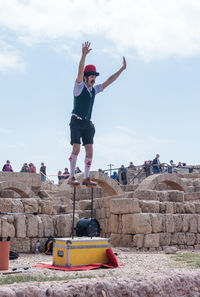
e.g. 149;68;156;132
0;198;12;213
164;214;175;233
11;199;24;213
185;232;196;245
140;201;160;213
164;202;175;214
159;233;171;246
194;203;200;214
100;208;106;219
24;199;38;213
55;214;77;237
133;190;158;201
78;200;91;211
27;215;39;237
110;198;141;214
0;190;15;198
183;214;190;232
171;233;185;245
132;234;144;248
110;233;121;247
150;214;163;233
189;215;198;233
105;208;110;218
38;216;44;237
157;191;169;202
1;216;15;237
122;213;152;234
39;200;53;214
95;208;101;219
175;203;185;214
10;238;30;253
185;203;196;214
110;215;119;233
119;235;132;247
144;233;160;248
168;191;184;202
196;233;200;244
174;215;183;232
42;215;55;237
14;214;26;238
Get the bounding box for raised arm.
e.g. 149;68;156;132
102;57;126;89
76;41;92;83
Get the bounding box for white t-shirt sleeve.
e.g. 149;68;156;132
73;81;84;97
94;84;103;95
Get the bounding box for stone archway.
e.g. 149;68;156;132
0;181;35;198
136;173;187;192
58;171;124;196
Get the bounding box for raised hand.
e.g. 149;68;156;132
82;41;92;56
122;56;126;70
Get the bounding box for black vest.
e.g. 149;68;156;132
72;86;95;120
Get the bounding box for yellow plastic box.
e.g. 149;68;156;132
53;237;111;267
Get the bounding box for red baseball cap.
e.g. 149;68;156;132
84;64;99;76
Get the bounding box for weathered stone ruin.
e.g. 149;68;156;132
1;170;200;253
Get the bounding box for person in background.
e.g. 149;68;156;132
143;160;151;177
111;171;119;183
62;168;70;179
127;162;135;169
40;162;46;182
118;165;127;185
58;171;62;184
2;160;13;172
29;163;36;173
75;166;82;174
20;163;30;173
152;154;161;174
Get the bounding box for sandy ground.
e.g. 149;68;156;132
1;247;199;280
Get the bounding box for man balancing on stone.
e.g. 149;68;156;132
68;41;126;186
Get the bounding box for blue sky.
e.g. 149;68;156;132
0;0;200;180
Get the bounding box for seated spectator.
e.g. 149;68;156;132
75;166;82;174
152;154;161;174
58;171;62;184
29;163;36;173
40;162;46;182
111;171;119;182
20;163;30;173
118;165;127;185
177;161;182;167
2;160;13;172
62;168;70;179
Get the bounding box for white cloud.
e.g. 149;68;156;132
0;0;200;60
0;39;24;72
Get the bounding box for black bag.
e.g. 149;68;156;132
9;251;19;260
75;218;101;237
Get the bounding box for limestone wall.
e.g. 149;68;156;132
95;190;200;250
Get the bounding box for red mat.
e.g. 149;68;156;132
34;248;121;271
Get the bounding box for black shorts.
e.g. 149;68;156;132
69;116;95;145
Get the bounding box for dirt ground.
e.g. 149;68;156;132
1;247;199;279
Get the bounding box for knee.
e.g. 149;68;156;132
72;144;80;155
